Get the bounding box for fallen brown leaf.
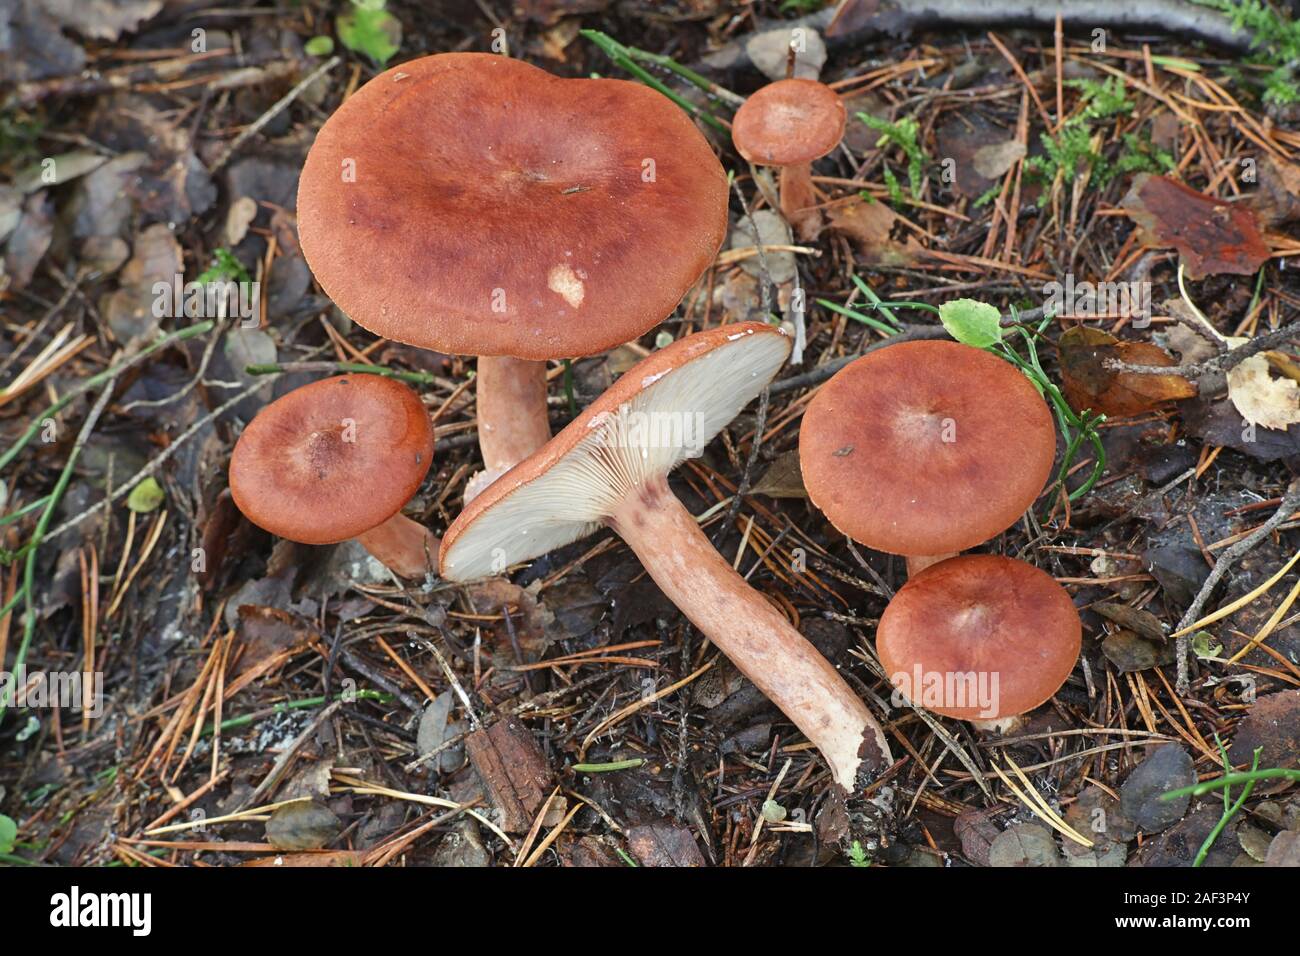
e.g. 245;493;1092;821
1122;174;1269;279
1058;326;1195;416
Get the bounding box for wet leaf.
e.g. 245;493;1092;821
1101;629;1174;672
1058;325;1195;416
1247;155;1300;229
265;799;341;851
1122;174;1269;279
972;139;1026;179
1265;830;1300;867
1093;602;1166;641
101;222;182;342
1119;745;1194;834
13;151;106;193
751;449;807;498
44;0;162;41
987;823;1060;867
1182;395;1300;461
731;210;795;284
827;196;922;267
1228;689;1300;770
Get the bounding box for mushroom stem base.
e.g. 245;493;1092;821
357;513;440;579
476;356;552;475
905;553;958;577
608;476;892;791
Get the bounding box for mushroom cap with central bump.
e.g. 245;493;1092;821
440;322;792;580
876;554;1082;720
731;78;847;166
229;375;433;545
799;340;1056;556
297;52;730;361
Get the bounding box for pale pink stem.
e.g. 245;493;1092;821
779;163;823;242
905;553;959;577
608;476;892;791
476;356;552;474
356;512;440;579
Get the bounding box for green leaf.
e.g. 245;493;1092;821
0;814;16;854
127;477;165;513
1192;631;1224;660
304;35;335;57
337;1;401;66
938;298;1003;349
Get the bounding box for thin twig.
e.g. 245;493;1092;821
1174;477;1300;694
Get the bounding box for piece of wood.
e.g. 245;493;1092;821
465;719;555;834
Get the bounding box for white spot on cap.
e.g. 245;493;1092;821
548;264;585;308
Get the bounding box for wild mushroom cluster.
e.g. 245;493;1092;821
228;54;1080;795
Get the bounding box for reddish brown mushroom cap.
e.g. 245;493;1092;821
799;340;1056;555
297;52;729;361
876;555;1081;720
229;376;433;545
731;78;847;166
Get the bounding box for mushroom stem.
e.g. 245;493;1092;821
905;553;958;577
356;513;440;579
608;476;892;791
476;356;552;475
778;163;822;242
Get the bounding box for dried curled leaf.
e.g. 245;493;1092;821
827;197;922;267
1058;326;1195;416
1122;174;1269;279
1229;353;1300;430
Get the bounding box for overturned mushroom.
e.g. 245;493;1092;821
440;323;893;790
876;555;1081;728
731;78;846;240
298;52;729;498
229;375;438;578
799;340;1057;574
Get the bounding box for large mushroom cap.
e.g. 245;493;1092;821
298;53;729;361
876;555;1081;720
441;323;791;580
731;78;846;166
229;375;433;545
799;340;1056;555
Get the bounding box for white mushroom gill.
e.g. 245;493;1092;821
441;328;790;581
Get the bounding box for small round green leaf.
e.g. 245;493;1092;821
127;477;165;513
938;298;1003;349
0;814;17;854
304;35;335;57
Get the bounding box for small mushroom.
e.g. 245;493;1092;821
229;376;438;578
731;78;846;240
439;323;892;790
297;53;730;499
876;555;1081;728
799;340;1057;574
